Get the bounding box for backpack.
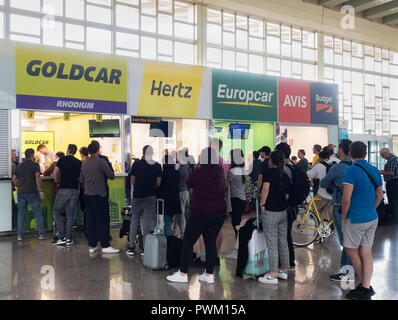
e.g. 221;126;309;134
333;160;352;196
285;163;310;206
320;161;337;194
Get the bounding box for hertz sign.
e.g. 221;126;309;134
136;62;204;118
16;44;127;114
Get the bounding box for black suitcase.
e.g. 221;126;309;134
377;200;391;226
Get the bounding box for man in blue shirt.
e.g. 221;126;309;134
341;141;383;300
321;139;353;282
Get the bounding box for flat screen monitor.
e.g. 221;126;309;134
89;119;120;137
149;121;174;138
228;124;251;139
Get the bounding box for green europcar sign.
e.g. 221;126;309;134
212;69;278;122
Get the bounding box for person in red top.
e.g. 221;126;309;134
167;147;227;284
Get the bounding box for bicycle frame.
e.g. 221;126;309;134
299;197;333;232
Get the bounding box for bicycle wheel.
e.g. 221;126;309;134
292;208;320;247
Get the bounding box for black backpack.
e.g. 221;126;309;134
320;161;337;194
285;163;310;206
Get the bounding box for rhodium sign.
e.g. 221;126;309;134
212;70;278;122
278;79;311;124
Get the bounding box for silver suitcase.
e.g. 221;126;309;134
143;199;168;270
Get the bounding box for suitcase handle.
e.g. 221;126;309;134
255;187;260;229
155;199;165;234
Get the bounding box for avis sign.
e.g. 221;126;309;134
278;79;338;125
278;79;310;124
212;70;277;122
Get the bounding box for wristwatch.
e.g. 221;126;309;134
260;203;266;207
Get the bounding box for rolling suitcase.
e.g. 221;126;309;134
143;199;168;270
244;197;269;277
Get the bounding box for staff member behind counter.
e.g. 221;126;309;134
37;144;55;169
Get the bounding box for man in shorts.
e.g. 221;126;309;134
341;141;383;300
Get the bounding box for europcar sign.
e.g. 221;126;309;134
16;44;127;114
212;70;278;122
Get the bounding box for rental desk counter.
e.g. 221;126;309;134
20;174;127;233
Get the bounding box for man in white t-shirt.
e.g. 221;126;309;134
307;150;334;222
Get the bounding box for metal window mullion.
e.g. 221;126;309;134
112;0;116;54
264;20;267;75
197;3;206;66
62;0;66;47
84;0;87;50
172;0;175;62
4;0;9;39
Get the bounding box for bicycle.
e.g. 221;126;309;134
291;197;334;247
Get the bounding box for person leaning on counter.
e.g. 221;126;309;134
80;141;119;254
12;148;46;241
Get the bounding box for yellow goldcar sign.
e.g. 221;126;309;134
21;131;55;154
16;44;127;114
137;62;204;118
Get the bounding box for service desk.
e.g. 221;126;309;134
22;174;127;232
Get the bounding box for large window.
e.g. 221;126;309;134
1;0;198;64
1;1;398;136
323;35;398;136
206;7;318;81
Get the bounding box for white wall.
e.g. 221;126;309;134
0;181;12;232
392;136;398;155
131;119;207;163
281;125;329;163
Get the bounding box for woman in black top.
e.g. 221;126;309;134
159;155;181;236
258;150;291;285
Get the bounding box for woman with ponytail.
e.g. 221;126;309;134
166;147;227;284
226;149;247;260
258;150;291;285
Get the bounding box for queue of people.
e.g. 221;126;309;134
11;136;398;300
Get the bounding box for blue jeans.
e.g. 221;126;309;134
164;215;174;237
333;205;352;269
17;193;46;238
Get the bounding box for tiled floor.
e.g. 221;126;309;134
0;218;397;300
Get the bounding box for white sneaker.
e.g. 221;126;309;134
277;270;288;280
258;273;278;284
226;250;238;260
89;246;99;254
198;272;215;284
166;271;188;283
102;247;120;254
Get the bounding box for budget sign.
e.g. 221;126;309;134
310;82;339;125
278;79;311;124
212;70;278;122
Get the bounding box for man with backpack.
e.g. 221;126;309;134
275;143;310;270
320;139;354;282
341;141;383;300
307;150;334;222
